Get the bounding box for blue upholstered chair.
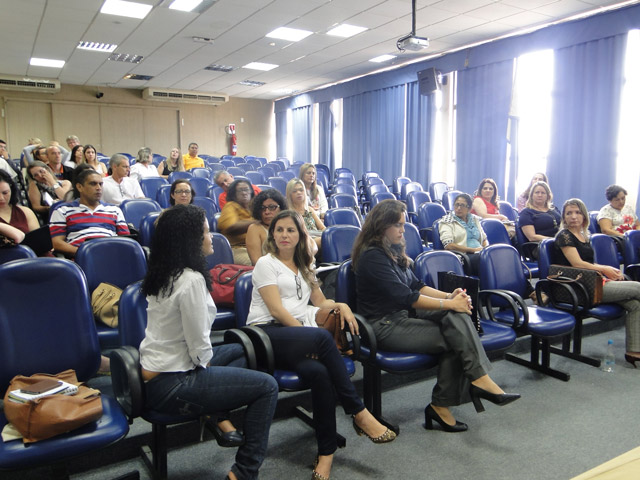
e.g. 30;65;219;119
624;230;640;280
332;184;358;198
120;198;162;231
140;177;169;200
0;244;36;264
404;222;428;260
268;160;285;172
190;167;211;178
277;170;295;182
315;163;331;183
188;177;212;197
226;166;246;178
498;201;519;222
479;244;576;381
400;181;423;202
591;233;625;270
76;236;148;348
371;191;396;208
324;208;362;228
406;190;432;224
321;225;361;263
428;182;449;204
205;233;236;330
442;190;463;212
335;260;437;433
0;259;133;477
329;193;359;210
167;171;192;183
267;177;287;196
416;202;446;244
156;184;172;208
246;171;266;185
193;196;220;230
139;212;161;247
258;165;276;180
393;176;411;198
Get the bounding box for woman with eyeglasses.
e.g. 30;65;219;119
247;210;395;480
246;189;287;265
169;178;195;206
518;181;560;258
218;179;255;266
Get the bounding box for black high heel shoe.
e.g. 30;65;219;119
423;404;467;432
212;422;245;448
625;353;640;368
469;384;521;413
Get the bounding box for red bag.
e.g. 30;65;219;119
209;264;253;306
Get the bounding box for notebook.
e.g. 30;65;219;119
8;380;78;403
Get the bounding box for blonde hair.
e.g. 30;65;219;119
560;198;590;232
525;181;553;210
286;178;309;211
299;163;318;200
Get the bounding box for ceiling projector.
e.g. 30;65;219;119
397;34;430;52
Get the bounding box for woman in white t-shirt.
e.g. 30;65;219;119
247;210;395;480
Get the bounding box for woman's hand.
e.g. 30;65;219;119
449;288;464;299
335;303;359;335
42;170;57;186
602;265;623;281
497;214;508;222
448;292;472;314
473;246;484;253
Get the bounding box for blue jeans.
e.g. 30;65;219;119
260;326;364;455
144;344;278;480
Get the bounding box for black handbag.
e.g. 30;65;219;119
547;265;604;307
437;271;483;335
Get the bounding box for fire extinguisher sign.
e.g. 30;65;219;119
228;124;237;156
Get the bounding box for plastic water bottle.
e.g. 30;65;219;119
602;339;615;373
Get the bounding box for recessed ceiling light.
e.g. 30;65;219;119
326;24;367;38
204;64;235;72
369;54;396;63
77;41;118;53
100;0;153;19
108;52;144;63
266;27;313;42
239;80;266;87
30;57;65;68
123;73;154;81
273;88;295;95
169;0;203;12
242;62;278;71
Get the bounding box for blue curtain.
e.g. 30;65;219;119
318;101;334;172
275;110;287;159
547;34;627;210
505;116;519;205
405;81;436;187
456;60;514;197
342;85;406;183
291;106;312;165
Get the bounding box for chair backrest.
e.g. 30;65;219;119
220;159;236;168
366;176;385;187
118;281;147;348
429;182;449;203
139;211;161;247
208;163;226;177
139;177;169;199
236;163;253;173
335;259;356;306
193;196;220;229
277;170;295;182
246;158;262;170
414;250;464;288
206;233;234;268
0;258;100;388
268;177;287;196
190;167;211;178
269;160;285;172
366;183;389;202
189;176;212;197
416;202;446;241
393;176;411;196
334;176;356;187
588;211;601;234
334;167;353;179
156;184;172;208
208;185;224;205
481;218;511;245
0;244;37;265
499;201;518;222
167;171;192;183
371;191;396;208
625;230;640;266
432;220;444;250
227;166;246;177
324;208;362;227
233;273;253;327
479;244;529;296
75;236;148;292
315;163;331;183
406;191;432;216
590;233;620;268
401;181;423;201
120;198;163;230
403;222;424;260
442;190;463;212
255;157;268;166
258;165;276;179
246;171;266;185
329;193;358;210
322;225;361;263
316;169;330;195
537;238;555;279
332;184;357;197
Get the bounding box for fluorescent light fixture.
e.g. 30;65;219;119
239;80;266;87
108;52;144;63
77;41;118;53
266;27;313;42
242;62;278;71
100;0;152;19
30;57;65;68
273;88;295;95
326;24;367;38
369;54;396;63
169;0;202;11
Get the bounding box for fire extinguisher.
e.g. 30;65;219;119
228;124;237;156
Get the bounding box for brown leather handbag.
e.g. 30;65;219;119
547;265;604;307
4;369;103;443
315;308;353;356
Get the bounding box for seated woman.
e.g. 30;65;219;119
554;198;640;368
169;178;195;206
26;161;72;219
68;144;84;169
83;145;108;176
517;172;548;211
597;184;640;237
438;193;488;276
218;179;255;266
471;178;514;238
140;204;278;480
157;148;185;179
353;200;520;432
130;147;159;182
299;163;328;219
247;210;395;479
286;178;325;251
0;170;40;236
246;189;287;265
519;181;561;258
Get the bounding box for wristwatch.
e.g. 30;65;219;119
53;182;61;189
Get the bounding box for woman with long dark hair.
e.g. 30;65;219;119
353;200;519;433
140;204;278;480
247;209;395;480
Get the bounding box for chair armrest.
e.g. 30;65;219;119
537;279;583;314
353;313;377;361
223;328;258;371
517;241;539;261
344;317;361;359
237;326;275;375
625;264;640;281
109;345;144;422
478;289;529;332
407;212;417;224
418;227;433;243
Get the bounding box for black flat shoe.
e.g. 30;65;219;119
423;404;467;433
470;384;521;413
213;423;245;448
625;353;640;368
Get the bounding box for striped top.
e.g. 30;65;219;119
49;200;130;246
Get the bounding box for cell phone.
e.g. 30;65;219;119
20;379;62;395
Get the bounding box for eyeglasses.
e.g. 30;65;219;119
260;204;280;212
236;188;251;193
174;189;192;195
453;203;469;209
295;275;302;300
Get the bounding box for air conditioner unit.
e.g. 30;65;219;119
0;75;61;93
142;88;228;105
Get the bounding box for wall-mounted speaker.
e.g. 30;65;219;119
417;67;440;96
